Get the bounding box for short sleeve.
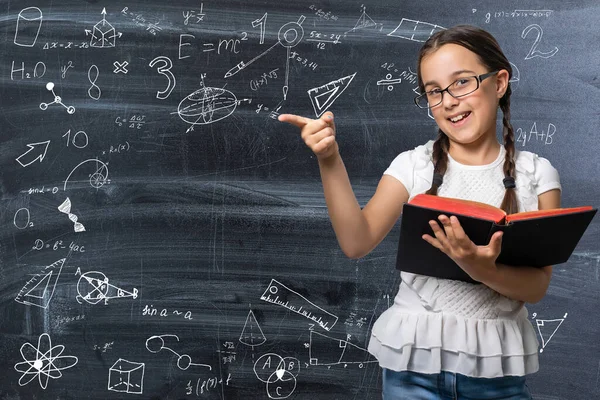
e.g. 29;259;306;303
533;155;561;195
383;140;434;198
383;151;415;195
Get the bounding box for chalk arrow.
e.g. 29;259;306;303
16;140;51;167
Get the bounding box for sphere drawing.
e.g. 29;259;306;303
177;86;239;126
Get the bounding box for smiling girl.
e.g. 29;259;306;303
279;25;560;399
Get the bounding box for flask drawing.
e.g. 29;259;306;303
14;7;43;47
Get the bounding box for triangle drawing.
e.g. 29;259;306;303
15;258;65;309
308;73;356;117
308;331;377;366
536;315;567;352
25;271;52;299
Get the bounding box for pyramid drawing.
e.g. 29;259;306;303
346;9;378;34
308;73;356;117
15;258;65;309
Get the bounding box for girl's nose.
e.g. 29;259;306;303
442;91;459;109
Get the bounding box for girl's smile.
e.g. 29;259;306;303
419;43;509;162
447;111;471;127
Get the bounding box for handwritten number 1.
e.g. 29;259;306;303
252;12;267;45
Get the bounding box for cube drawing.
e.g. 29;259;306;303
108;358;145;394
91;20;116;47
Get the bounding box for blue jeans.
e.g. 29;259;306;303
382;369;532;400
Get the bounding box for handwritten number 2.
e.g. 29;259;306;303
522;24;558;60
149;56;176;99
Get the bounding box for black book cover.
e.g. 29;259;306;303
494;209;597;267
396;203;597;283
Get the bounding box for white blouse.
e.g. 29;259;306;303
367;140;562;378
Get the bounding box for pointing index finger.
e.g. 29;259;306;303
278;113;313;128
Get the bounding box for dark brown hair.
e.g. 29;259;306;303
418;25;518;214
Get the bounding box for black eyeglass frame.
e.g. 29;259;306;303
414;70;500;109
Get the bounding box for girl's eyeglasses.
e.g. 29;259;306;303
414;71;499;109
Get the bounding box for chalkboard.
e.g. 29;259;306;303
1;0;599;399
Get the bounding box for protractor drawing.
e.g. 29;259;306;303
15;258;65;309
239;310;267;347
308;73;356;117
76;271;138;305
308;331;377;366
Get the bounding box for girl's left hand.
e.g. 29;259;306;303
422;215;504;282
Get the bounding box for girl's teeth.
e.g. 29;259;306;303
451;112;469;122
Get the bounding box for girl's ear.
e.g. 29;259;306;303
496;69;510;98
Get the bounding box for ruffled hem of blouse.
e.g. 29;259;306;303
368;338;539;378
369;307;539;359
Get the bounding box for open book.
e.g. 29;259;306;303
396;194;597;283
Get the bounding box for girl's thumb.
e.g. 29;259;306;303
492;232;503;251
323;111;335;130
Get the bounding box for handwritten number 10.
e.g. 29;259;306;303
252;12;267;44
62;129;88;148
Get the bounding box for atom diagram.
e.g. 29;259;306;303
14;333;78;389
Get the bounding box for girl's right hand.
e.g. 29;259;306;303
278;111;339;161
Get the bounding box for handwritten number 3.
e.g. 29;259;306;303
149;56;176;99
522;24;558;60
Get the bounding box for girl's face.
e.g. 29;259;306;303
419;43;509;147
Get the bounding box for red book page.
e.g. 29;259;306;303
409;194;506;223
506;206;594;222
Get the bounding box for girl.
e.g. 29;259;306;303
279;25;560;399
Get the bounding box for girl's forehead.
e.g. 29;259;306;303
421;44;484;80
